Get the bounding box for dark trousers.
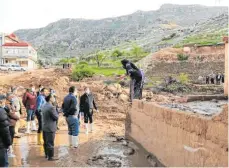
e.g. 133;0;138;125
84;110;93;124
130;79;143;102
9;126;15;145
211;78;215;84
37;114;42;133
0;148;9;167
43;132;55;158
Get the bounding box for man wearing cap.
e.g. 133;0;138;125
0;95;12;167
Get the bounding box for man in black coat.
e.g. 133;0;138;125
0;95;12;167
42;94;59;161
121;59;144;102
80;87;98;134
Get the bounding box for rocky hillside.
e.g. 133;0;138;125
14;4;228;61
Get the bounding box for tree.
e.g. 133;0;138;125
94;51;108;67
131;44;143;57
58;57;77;64
111;49;123;58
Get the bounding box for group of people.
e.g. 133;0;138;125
0;84;98;167
206;73;224;85
0;59;144;167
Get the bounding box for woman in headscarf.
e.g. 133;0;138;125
121;59;144;102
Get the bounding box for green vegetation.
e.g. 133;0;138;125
72;64;95;81
70;44;148;80
177;54;189;61
175;28;228;47
178;73;189;84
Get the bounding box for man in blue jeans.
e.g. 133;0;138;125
0;95;12;167
62;86;79;148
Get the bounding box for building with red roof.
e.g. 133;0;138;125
0;33;37;69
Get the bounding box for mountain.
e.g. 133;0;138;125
14;4;228;61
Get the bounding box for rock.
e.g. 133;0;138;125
147;154;158;167
127;141;139;151
211;99;218;103
123;148;135;156
106;84;122;95
118;94;129;102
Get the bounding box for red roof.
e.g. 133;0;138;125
2;42;30;47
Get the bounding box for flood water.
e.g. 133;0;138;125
10;128;151;167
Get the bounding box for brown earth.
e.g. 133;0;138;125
0;69;172;167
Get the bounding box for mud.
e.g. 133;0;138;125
161;100;227;115
10;128;152;167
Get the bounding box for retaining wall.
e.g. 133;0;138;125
126;100;228;167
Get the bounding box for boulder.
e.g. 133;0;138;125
118;94;129;102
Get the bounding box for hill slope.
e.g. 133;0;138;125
14;4;228;61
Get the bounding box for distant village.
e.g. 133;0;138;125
0;33;37;69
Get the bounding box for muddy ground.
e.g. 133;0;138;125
0;69;227;167
0;69;154;167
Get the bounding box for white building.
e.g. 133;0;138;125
0;33;37;69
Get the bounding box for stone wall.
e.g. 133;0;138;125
126;100;228;167
146;61;224;80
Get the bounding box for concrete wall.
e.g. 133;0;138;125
126;100;228;167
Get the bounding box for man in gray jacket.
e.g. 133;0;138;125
41;94;59;161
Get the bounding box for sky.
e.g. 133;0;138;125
1;0;228;33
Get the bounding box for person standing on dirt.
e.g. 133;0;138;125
41;94;59;161
8;89;21;138
22;85;37;134
80;87;98;134
216;73;221;85
206;76;210;84
221;73;225;83
36;88;48;145
50;89;60;130
5;93;19;158
62;86;79;148
121;59;144;102
0;95;12;167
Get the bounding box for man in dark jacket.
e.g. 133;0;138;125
80;87;98;134
0;95;12;167
22;85;37;133
5;93;19;158
42;94;59;161
121;59;144;102
62;86;79;148
36;88;48;145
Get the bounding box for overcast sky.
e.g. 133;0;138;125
1;0;228;33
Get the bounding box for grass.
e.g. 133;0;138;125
92;67;125;76
175;29;228;47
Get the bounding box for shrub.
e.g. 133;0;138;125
177;54;189;61
72;65;94;81
78;61;88;65
178;73;189;84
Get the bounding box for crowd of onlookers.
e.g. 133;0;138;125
0;84;98;167
205;73;224;85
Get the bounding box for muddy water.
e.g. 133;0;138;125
162;100;228;115
10;127;151;167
